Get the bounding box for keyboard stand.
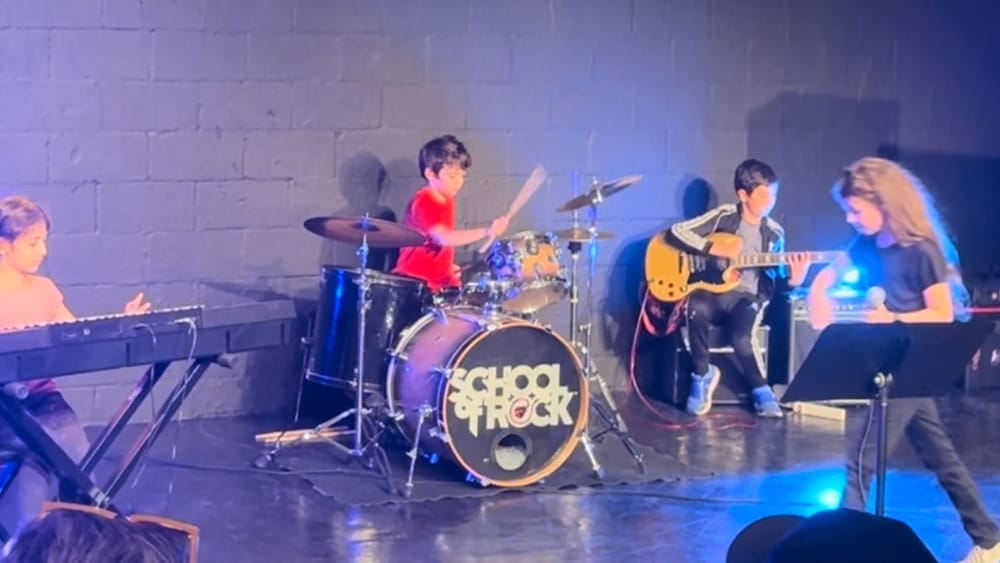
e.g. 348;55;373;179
0;355;220;519
83;358;218;498
0;391;115;508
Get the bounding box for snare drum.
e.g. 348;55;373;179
305;266;427;392
486;231;568;314
436;274;519;312
386;307;588;487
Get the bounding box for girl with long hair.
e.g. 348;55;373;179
808;157;1000;563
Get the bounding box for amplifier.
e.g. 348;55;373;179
783;310;861;381
972;279;1000;307
965;312;1000;392
781;301;999;399
768;298;869;405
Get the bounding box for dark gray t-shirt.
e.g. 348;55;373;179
848;237;948;313
736;219;763;295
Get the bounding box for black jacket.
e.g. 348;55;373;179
668;203;788;301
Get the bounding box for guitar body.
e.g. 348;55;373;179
644;232;743;302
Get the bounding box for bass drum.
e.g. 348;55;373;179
386;308;588;487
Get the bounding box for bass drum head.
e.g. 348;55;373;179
442;321;588;487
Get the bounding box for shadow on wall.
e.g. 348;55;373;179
321;151;422;274
746;91;900;252
600;176;719;399
197;151;423;418
876;144;1000;278
203;151;417;306
680;176;718;219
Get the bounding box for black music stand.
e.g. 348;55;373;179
783;320;990;516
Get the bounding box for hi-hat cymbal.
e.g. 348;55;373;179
551;227;615;242
556;174;643;212
303;216;425;248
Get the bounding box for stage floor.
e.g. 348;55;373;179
89;390;1000;563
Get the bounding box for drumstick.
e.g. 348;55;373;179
477;165;548;254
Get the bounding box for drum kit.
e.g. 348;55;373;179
257;175;645;497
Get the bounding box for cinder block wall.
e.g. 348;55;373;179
1;0;998;423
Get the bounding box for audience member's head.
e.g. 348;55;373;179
130;518;197;563
2;503;196;563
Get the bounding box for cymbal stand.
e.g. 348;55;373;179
568;181;644;475
258;215;396;494
568;241;581;349
565;212;604;477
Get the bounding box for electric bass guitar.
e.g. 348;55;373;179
644;232;842;302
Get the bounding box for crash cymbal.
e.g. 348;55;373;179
551;227;615;242
303;216;425;248
555;174;643;212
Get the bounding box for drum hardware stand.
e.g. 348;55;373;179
257;215;398;495
480;280;506;318
292;313;317;424
566;183;645;476
575;428;605;479
402;403;435;498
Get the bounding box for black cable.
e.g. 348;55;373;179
855;401;876;507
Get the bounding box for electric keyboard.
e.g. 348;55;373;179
0;300;296;384
0;306;205;352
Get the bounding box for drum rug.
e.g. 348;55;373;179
267;433;714;506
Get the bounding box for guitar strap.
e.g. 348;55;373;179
665;297;687;335
639;285;687;337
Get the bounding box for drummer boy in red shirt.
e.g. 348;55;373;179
394;135;509;291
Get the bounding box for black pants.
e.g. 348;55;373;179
0;392;90;535
685;290;766;389
842;397;1000;548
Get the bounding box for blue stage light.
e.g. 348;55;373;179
841;266;860;285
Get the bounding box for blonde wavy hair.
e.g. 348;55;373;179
832;156;970;319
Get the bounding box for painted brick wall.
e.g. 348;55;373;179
1;0;998;423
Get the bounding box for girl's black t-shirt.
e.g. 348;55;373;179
848;236;948;314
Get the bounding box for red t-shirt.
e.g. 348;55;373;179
0;275;63;395
393;187;458;291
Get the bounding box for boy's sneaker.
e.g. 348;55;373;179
686;365;721;416
752;386;784;418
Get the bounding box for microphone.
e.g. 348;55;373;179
866;286;886;309
4;383;28;400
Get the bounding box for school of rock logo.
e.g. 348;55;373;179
446;363;576;438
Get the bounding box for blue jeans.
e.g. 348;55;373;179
0;392;90;534
841;397;1000;548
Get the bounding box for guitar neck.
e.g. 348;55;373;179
731;251;842;269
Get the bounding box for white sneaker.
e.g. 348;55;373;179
961;542;1000;563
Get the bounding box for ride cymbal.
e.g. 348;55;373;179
303;216;425;248
551;227;615;242
555;174;643;212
